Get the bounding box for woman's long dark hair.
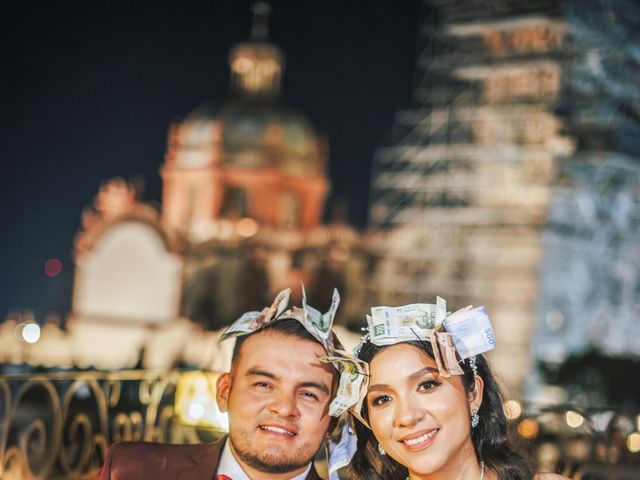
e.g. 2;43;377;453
350;341;536;480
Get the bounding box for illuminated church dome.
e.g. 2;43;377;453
161;3;329;232
176;99;324;178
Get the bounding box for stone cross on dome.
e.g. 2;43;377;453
251;1;272;41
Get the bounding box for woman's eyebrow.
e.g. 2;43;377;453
409;366;439;381
368;383;389;393
368;367;439;393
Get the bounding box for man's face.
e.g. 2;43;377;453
216;329;335;476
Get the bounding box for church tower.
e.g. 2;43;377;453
161;2;329;237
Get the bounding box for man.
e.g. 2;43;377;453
96;291;342;480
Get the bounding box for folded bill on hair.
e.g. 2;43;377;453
433;331;465;376
302;286;339;343
220;288;292;341
443;305;496;359
325;353;368;417
366;298;496;363
368;299;446;346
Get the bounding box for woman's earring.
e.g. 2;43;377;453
377;443;386;455
471;410;480;428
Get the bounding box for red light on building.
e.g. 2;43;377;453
44;258;62;277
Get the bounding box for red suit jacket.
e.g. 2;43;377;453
95;437;322;480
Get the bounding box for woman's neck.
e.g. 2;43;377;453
409;461;483;480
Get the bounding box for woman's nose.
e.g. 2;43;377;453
395;398;425;428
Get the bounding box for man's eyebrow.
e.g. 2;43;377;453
368;367;439;393
299;381;330;395
246;368;277;379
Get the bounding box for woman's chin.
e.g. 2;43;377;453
390;450;445;477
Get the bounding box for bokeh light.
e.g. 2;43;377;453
517;418;539;439
504;399;522;420
44;258;62;277
566;410;585;428
187;402;206;421
22;323;41;344
627;432;640;453
236;217;259;237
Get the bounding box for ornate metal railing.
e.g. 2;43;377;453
0;370;212;480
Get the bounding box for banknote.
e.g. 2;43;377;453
443;305;496;359
325;353;367;417
300;285;339;350
220;288;291;341
432;331;464;376
319;288;340;339
348;359;371;427
219;310;267;341
368;298;447;346
273;287;292;318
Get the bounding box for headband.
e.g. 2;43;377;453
359;296;496;378
220;286;339;353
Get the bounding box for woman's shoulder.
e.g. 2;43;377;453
535;473;568;480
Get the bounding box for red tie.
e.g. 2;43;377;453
216;476;232;480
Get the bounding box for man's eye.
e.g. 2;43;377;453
371;394;392;407
254;381;271;388
301;391;319;401
418;380;440;391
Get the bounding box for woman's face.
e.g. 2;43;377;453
366;343;482;477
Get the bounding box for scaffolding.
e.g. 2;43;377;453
366;0;570;392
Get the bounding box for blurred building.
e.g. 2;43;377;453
13;1;639;398
71;5;366;340
368;0;640;401
367;0;574;393
529;0;640;407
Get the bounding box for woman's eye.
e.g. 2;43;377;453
371;394;392;407
418;380;440;391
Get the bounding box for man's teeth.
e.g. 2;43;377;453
404;430;437;446
260;426;295;436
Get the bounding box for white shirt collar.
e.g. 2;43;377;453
217;440;313;480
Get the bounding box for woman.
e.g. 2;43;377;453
349;302;562;480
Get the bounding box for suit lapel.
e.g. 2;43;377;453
174;437;323;480
177;437;225;480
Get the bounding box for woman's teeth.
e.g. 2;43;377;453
404;429;437;446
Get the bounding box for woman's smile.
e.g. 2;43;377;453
399;428;439;451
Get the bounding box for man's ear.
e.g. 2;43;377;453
216;372;232;413
468;375;484;413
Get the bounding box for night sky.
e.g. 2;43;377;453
0;1;421;320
